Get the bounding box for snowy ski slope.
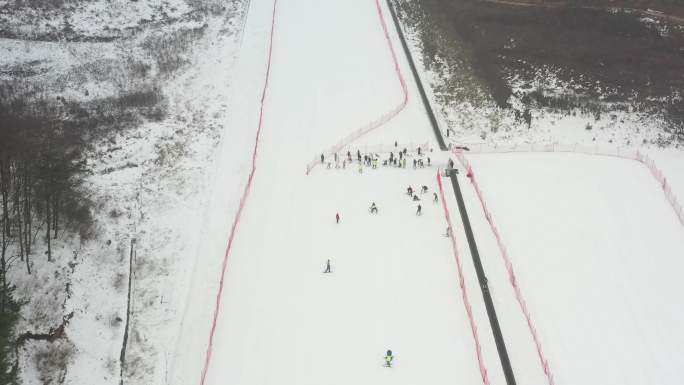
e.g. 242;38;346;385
461;152;684;385
170;0;684;384
171;0;449;383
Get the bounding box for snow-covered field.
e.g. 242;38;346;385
171;0;445;382
4;0;684;383
460;152;684;385
3;0;253;382
169;0;684;384
198;165;503;385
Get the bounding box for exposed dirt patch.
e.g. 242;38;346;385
399;0;684;135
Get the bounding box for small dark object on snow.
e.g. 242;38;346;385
370;202;378;214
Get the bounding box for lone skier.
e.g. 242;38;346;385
324;259;332;273
336;213;340;224
384;350;394;367
370;202;378;214
433;192;439;203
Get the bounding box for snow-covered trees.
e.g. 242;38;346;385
0;104;92;377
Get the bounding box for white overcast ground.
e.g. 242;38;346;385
167;0;684;385
5;0;682;383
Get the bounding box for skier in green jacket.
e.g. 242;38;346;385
384;350;394;367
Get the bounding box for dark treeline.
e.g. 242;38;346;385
0;99;94;383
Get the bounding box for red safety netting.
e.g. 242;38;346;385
454;143;684;227
453;151;555;385
635;150;684;226
452;143;684;385
436;170;491;385
199;1;279;384
305;0;409;175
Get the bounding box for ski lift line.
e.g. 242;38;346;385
199;0;279;384
305;0;409;175
454;149;555;385
385;0;447;151
445;169;518;385
436;170;491;385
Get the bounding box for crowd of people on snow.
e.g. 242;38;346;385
324;178;443;368
317;143;466;368
319;142;435;172
324;179;443;274
323;176;447;367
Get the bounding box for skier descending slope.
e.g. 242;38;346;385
369;202;378;214
384;350;394;367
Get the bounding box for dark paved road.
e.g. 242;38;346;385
385;0;447;151
449;171;517;385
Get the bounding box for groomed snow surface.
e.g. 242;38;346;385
170;0;684;384
463;152;684;385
